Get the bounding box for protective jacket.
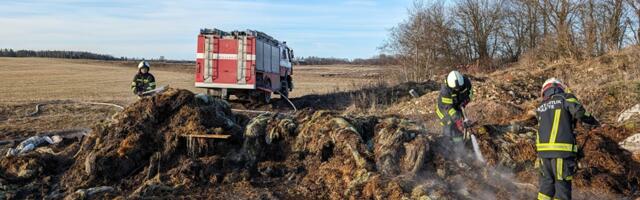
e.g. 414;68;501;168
131;72;156;95
535;89;599;158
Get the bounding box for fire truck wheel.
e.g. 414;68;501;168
280;89;289;98
262;80;271;104
262;92;271;104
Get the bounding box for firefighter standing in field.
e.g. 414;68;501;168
435;71;473;146
131;61;156;96
536;78;599;200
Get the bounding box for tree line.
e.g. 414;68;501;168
0;48;398;66
0;48;195;63
383;0;638;81
0;48;118;60
296;54;400;65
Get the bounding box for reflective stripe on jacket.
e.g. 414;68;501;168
131;73;156;94
535;93;598;158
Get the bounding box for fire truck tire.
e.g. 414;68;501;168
280;81;289;98
262;80;271;104
287;76;293;91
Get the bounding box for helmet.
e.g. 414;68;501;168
137;61;150;69
541;78;566;97
446;71;465;89
51;135;63;143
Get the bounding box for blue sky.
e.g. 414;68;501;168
0;0;413;60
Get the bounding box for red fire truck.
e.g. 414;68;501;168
195;28;294;103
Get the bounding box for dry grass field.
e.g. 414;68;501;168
0;58;391;103
0;58;195;104
0;57;392;139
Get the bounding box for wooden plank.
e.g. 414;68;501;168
180;134;231;139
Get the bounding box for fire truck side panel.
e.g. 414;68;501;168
255;40;264;72
271;46;279;73
214;39;238;84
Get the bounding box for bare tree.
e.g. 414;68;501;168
501;0;542;61
578;0;599;57
383;1;460;81
601;0;626;51
627;0;640;44
455;0;505;63
382;0;637;76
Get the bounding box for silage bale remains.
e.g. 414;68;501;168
241;113;297;167
294;110;373;169
292;110;380;199
373;117;429;177
60;88;243;194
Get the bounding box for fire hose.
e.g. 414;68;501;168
461;108;486;163
24;101;124;118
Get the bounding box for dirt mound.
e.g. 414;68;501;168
574;126;640;196
58;88;245;197
0;139;79;199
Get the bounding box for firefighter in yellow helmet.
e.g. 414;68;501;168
131;61;156;96
536;78;599;200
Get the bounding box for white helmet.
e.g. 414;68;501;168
137;61;150;69
446;71;465;89
51;135;63;144
541;78;566;95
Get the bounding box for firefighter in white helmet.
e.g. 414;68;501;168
131;61;156;96
435;70;473;145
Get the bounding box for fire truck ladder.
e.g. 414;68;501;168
237;36;247;84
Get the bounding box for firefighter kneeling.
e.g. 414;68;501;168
536;78;599;200
131;61;156;97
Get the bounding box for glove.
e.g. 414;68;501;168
455;119;465;132
583;120;600;130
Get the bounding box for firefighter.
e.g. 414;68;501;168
536;78;599;200
131;61;156;96
435;70;473;145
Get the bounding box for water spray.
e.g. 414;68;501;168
461;108;485;163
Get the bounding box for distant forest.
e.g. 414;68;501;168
295;54;399;65
0;48;397;65
0;48;120;60
0;48;192;63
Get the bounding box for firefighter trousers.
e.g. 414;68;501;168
442;123;465;156
442;122;464;143
538;157;577;200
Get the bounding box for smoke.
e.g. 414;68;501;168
405;132;537;199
